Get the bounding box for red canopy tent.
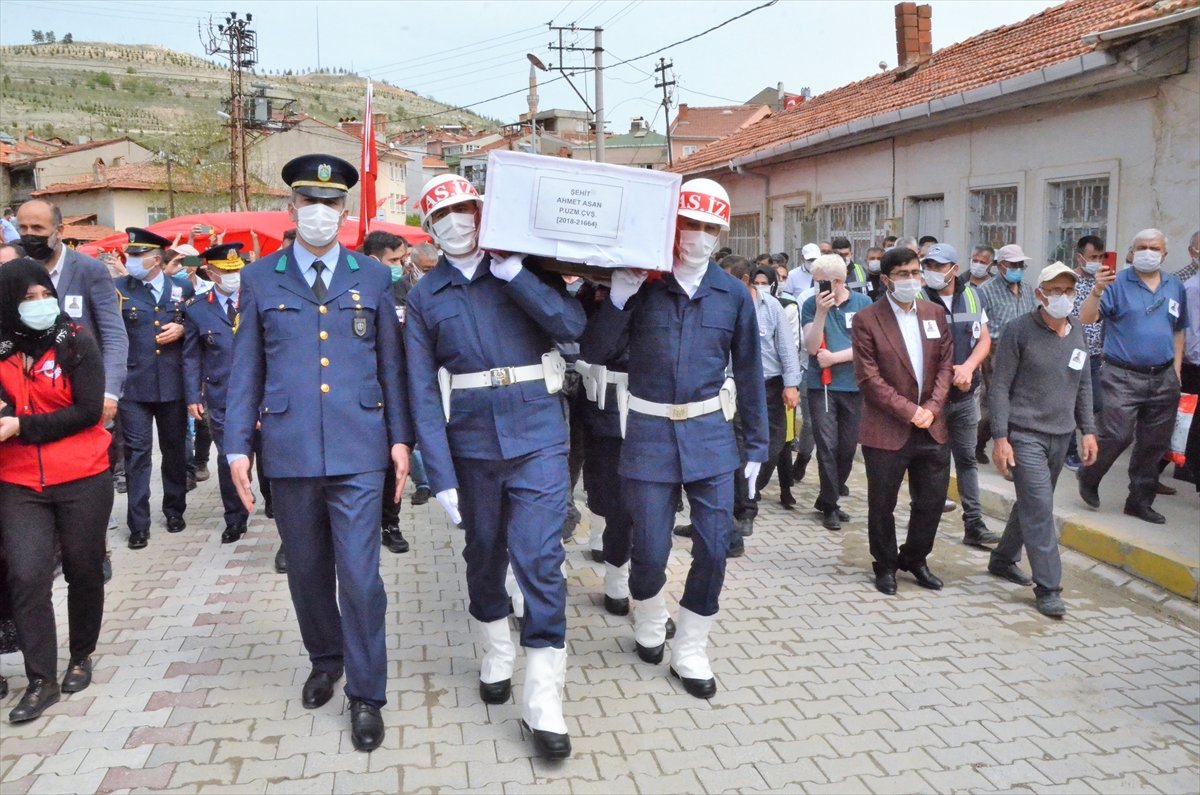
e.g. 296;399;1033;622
77;211;431;259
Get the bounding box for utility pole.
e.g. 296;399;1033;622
163;152;176;216
201;12;257;211
654;58;676;166
547;23;606;163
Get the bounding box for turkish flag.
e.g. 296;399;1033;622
355;81;376;248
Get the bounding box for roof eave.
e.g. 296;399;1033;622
1082;6;1200;43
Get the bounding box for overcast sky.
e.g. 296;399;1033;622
0;0;1062;131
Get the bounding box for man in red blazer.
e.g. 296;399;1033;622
853;246;955;595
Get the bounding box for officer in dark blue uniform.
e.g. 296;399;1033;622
116;228;194;549
580;178;767;700
405;173;585;760
182;243;249;544
224;154;412;753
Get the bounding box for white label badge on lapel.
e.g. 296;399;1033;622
923;319;941;339
1069;349;1086;370
64;295;84;318
171;285;183;302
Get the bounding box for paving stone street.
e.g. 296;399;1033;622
1;462;1198;794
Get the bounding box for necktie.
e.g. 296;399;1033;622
226;296;237;324
311;261;327;302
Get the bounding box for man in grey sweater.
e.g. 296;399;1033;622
987;262;1098;618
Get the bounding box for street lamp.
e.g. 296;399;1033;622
526;53;548;155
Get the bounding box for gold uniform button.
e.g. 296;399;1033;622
153;307;160;313
355;303;362;309
319;331;329;340
320;357;330;367
351;293;360;301
155;348;161;355
319;305;328;315
320;384;330;393
278;304;286;310
153;320;161;327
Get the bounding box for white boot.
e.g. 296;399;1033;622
603;562;631;616
587;522;604;562
505;564;525;618
631;590;669;663
522;646;571;758
477;618;516;703
669;606;717;698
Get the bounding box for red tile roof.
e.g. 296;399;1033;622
670;104;771;142
62;223;118;242
422;156;449;168
674;0;1197;174
9;137;139;166
32;163;289;197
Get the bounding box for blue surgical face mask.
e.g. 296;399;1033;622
19;297;61;331
1003;266;1025;285
125;255;152;280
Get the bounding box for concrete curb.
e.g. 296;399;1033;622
949;474;1200;602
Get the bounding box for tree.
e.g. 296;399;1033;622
31;30;44;43
63;33;73;44
46;31;56;43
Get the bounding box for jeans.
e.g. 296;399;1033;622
945;396;983;529
808;389;862;512
991;429;1071;596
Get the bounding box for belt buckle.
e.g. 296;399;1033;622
489;367;514;387
669;404;689;421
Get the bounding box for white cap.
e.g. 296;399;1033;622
801;243;821;261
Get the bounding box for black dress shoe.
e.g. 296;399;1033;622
128;531;149;550
115;475;127;494
522;720;572;759
672;523;693;538
636;641;665;664
166;515;187;533
780;492;796;509
822;510;842;531
478;678;511;704
61;657;93;693
1123;503;1166;524
411;485;432;506
301;668;342;709
874;571;897;595
836;509;851;522
670;667;717;699
963;525;1001;548
839;484;850;497
220;524;246;544
264;502;274;519
988;562;1033;586
665;617;675;640
726;539;745;558
901;563;944;590
1078;477;1101;509
9;679;60;723
274;547;287;574
349;699;384;752
186;476;197;492
604;595;630;616
1156;481;1177;496
975;447;990;465
0;674;7;700
101;555;113;584
589;549;604;563
381;526;410;553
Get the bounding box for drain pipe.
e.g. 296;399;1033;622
731;162;771;253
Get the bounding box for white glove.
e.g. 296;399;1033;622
609;268;647;309
490;253;524;282
436;488;462;525
744;461;762;500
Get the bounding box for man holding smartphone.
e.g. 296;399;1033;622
1064;236;1108;471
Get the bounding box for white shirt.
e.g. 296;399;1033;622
785;264;814;297
446;249;485;280
293;242;340;289
214;288;237;315
144;272;166;303
47;243;66;289
673;259;706;298
887;293;925;397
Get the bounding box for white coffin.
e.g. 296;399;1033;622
478;150;681;273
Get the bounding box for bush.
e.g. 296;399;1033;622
95;71;114;88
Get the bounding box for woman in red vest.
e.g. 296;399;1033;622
0;258;113;724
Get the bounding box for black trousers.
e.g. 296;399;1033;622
809;389;863;512
0;471;113;682
752;376;788;494
1183;362;1200;490
862;430;950;575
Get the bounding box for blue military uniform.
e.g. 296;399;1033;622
405;253;585;649
225;156;412;725
183;243;249;538
116;228;194;545
580;263;768;618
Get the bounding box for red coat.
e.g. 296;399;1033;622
0;347;110;491
851;296;954;451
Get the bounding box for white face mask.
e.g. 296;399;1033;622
216;271;241;295
125;255;152;280
294;203;342;247
1082;261;1100;276
19;297;61;331
1041;292;1074;319
969;261;990;279
866;259;881;274
1131;249;1162;273
888;277;923;304
431;211;478;256
923;267;955;291
677;230;719;267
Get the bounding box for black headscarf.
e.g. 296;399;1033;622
0;257;77;367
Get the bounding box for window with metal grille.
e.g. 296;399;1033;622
817;200;889;263
725;213;761;259
968;186;1018;252
147;206;170;224
1046;177;1109;264
783;205;818;263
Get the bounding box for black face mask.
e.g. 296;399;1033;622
20;234;56;262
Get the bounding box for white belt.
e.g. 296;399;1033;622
436;350;566;421
574;359;629;410
620;377;737;437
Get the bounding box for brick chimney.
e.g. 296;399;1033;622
676;103;689;122
895;2;933;70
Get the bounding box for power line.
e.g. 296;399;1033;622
362;25;545;75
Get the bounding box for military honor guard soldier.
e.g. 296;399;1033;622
404;174;586;759
225;154;413;752
182;243;249;544
115;228;194;549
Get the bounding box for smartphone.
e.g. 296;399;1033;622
193;225;214;236
181;255;202;269
818;280;833;295
1103;251;1117;273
